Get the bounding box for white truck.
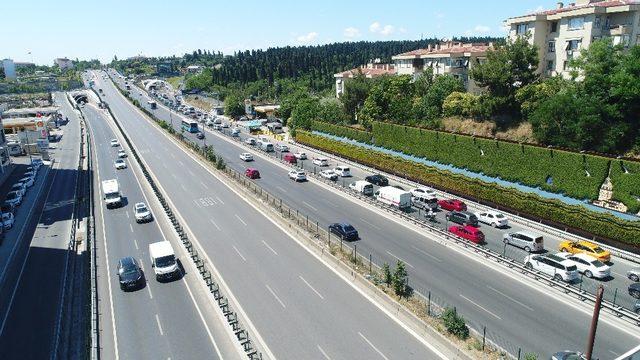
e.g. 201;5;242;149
349;180;374;196
101;179;122;209
149;241;181;281
258;139;274;152
375;186;412;209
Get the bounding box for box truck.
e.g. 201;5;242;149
101;179;122;208
149;241;181;281
374;186;412;209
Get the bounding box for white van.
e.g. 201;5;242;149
412;193;438;210
149;241;181;281
334;166;351;177
349;180;374;196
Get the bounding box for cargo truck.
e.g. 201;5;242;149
101;179;122;209
149;241;181;281
374;186;412;209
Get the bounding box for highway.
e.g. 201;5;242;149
82;101;242;359
92;71;445;359
111;70;640;358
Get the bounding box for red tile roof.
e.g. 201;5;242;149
513;0;639;19
335;65;395;78
394;43;492;58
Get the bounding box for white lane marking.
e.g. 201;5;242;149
181;276;224;359
188;170;196;177
265;284;286;309
171;173;178;180
133;238;139;250
460;294;502;320
358;332;390;360
609;350;619;356
276;186;286;193
360;218;381;230
487;285;534;312
209;219;221;231
200;181;208;190
410;245;442;263
235;214;247;226
129;223;134;233
180;184;187;192
317;345;332;360
262;240;278;255
302;201;318;212
178;160;184;166
139;260;153;299
233;246;247;262
216;196;224;205
155;314;164;335
125;211;130;219
385;251;414;269
299;276;324;299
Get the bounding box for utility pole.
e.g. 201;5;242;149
585;285;604;360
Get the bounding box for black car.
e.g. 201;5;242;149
445;211;479;227
1;202;15;215
196;132;205;140
329;223;359;241
634;300;640;314
118;257;144;291
630;282;640;299
365;174;389;187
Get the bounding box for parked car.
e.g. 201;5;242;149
312;157;329;167
411;187;436;198
365;174;389;187
448;225;484;244
555;252;610;279
117;256;144;291
134;202;153;223
245;168;260;179
438;199;466;211
445;211;478;227
117;150;127;158
634;300;640;314
2;212;15;230
31;158;44;168
288;170;307;182
475;210;508;228
196;132;205;140
319;169;338;181
11;182;26;197
329;223;359;241
503;231;544;253
630;283;640;299
283;153;297;164
558;240;611;263
19;176;34;188
524;253;579;282
628;268;640;282
222;123;230;128
239;153;254;162
412;193;438;211
245;137;256;146
294;152;307;160
231;128;240;136
110;139;119;147
275;144;289;152
114;159;127;170
1;203;15;215
349;180;374;196
334;166;351;177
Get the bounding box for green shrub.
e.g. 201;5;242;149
295;131;640;247
442;308;469;340
442;91;480;118
610;160;640;214
311;121;372;144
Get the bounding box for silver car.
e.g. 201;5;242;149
628;268;640;282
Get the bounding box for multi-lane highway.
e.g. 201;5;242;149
91;71;447;359
109;70;640;358
82;101;242;359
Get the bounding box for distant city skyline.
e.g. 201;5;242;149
1;0;552;65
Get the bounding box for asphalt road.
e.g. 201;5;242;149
112;71;640;358
94;71;444;359
83;102;242;360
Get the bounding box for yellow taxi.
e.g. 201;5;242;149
558;240;611;262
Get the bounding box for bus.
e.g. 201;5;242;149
181;119;199;133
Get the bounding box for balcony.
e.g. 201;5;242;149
608;24;631;36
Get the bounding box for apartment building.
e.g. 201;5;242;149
506;0;640;77
54;57;74;70
334;63;395;97
391;42;492;93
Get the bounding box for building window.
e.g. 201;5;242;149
594;17;601;29
565;39;582;51
516;23;529;35
568;17;584;30
547;60;554;71
550;21;558;33
548;41;555;53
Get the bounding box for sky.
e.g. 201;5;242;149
1;0;552;65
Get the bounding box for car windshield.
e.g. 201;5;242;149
121;265;139;276
591;259;606;267
495;214;505;219
156;255;175;268
105;193;119;200
136;205;148;213
566;265;577;271
593;247;605;253
343;225;355;232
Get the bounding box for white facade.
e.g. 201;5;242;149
334;63;395;97
2;59;16;80
506;0;640;77
55;58;74;70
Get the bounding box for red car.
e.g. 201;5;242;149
438;199;466;211
283;153;297;164
448;225;484;244
245;168;260;179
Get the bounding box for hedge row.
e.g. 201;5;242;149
311;121;373;144
610;160;640;214
295;131;640;248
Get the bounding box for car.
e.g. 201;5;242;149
329;223;359;241
448;225;484;244
222;123;230;128
319;169;338;181
283;153;297;164
445;211;478;227
2;212;15;230
244;138;256;146
114;159;127;170
117;257;144;291
19;176;34;188
475;210;508;228
31;158;43;168
294;152;307;160
212;124;222;131
411;187;436;198
628;268;640;282
438;199;466;211
239;153;254;162
134;202;153;223
634;300;640;314
5;191;22;207
110;139;119;147
245;168;260;179
558;240;611;262
275;144;289;152
630;283;640;299
11;182;26;197
231;128;240;136
555;252;610;279
24;170;36;178
503;231;544;253
365;174;389;187
1;203;15;215
288;170;307;182
312;157;329;167
196;132;205;140
551;351;586;360
524;253;579;282
334;166;351;177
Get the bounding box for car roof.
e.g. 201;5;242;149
135;202;146;207
515;230;541;238
119;256;137;267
